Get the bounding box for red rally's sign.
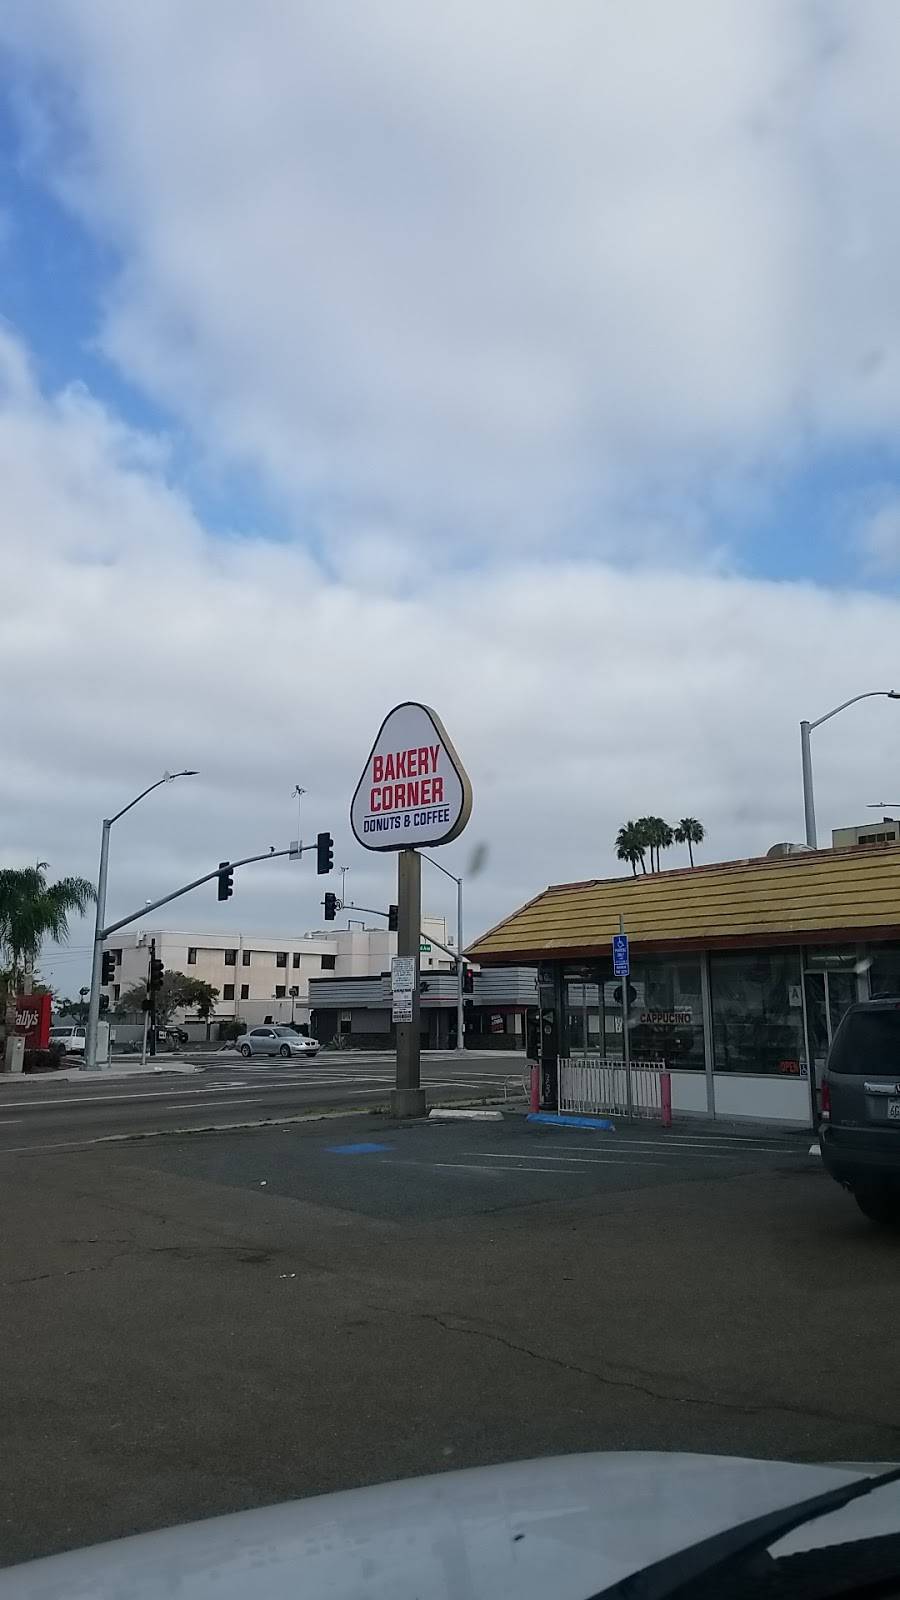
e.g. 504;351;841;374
14;992;51;1050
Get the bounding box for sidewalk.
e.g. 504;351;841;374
0;1058;203;1084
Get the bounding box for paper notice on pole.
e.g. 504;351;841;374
392;990;414;1023
391;956;416;992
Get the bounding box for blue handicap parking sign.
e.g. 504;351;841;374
612;933;630;977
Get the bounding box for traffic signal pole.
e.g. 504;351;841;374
391;848;425;1119
83;818;111;1074
82;840;330;1072
148;937;157;1058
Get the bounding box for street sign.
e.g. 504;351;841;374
391;956;416;992
350;702;472;852
420;941;432;953
612;933;630;977
392;991;413;1023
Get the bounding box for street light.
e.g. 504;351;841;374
800;693;900;848
421;854;464;1054
84;770;198;1071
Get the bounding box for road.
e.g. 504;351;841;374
6;1104;894;1571
0;1051;523;1153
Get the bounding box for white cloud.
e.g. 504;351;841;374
3;325;900;992
4;7;900;989
856;493;900;571
6;0;894;557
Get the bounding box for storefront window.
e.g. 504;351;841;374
630;956;705;1071
594;957;704;1069
710;950;804;1076
868;942;900;998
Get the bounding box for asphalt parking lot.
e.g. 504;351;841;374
3;1109;899;1569
117;1112;813;1220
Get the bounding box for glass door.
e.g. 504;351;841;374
827;971;856;1038
563;969;602;1056
804;951;860;1091
804;971;829;1083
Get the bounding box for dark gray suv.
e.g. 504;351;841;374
820;998;900;1223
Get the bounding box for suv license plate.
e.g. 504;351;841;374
888;1102;900;1121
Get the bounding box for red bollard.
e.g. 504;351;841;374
530;1064;540;1113
661;1071;672;1129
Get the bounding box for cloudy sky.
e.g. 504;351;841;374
3;1;900;993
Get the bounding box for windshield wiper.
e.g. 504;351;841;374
589;1463;900;1600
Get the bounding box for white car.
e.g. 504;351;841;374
48;1024;86;1055
237;1025;319;1060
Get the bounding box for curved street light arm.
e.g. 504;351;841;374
107;769;198;826
809;690;900;732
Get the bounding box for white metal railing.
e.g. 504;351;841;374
558;1057;670;1121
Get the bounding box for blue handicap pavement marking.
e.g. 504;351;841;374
526;1113;615;1132
326;1142;394;1155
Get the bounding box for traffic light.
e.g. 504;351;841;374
101;950;116;985
149;957;164;992
317;831;334;875
463;965;475;994
217;861;234;902
388;904;398;931
323;891;337;921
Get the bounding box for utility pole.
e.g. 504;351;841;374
84;769;198;1071
455;872;464;1054
800;720;816;848
421;853;465;1053
148;937;157;1058
391;849;425;1118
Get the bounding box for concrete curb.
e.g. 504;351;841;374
12;1063;204;1084
428;1107;505;1122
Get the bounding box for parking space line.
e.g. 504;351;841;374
546;1138;798;1157
432;1161;569;1175
461;1150;670;1168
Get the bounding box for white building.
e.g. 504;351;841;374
101;916;452;1027
833;816;900;850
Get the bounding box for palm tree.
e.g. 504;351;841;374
615;821;646;876
655;817;674;871
0;864;95;993
674;817;705;867
635;816;656;871
633;817;675;872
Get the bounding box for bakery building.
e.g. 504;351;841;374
466;844;900;1127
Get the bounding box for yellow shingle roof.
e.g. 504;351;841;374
468;846;900;964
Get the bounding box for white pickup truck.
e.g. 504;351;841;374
48;1023;86;1055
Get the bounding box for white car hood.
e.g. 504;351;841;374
0;1451;888;1600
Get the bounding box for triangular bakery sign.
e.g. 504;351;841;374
351;703;472;852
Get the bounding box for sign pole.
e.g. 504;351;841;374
619;914;633;1118
392;848;425;1118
